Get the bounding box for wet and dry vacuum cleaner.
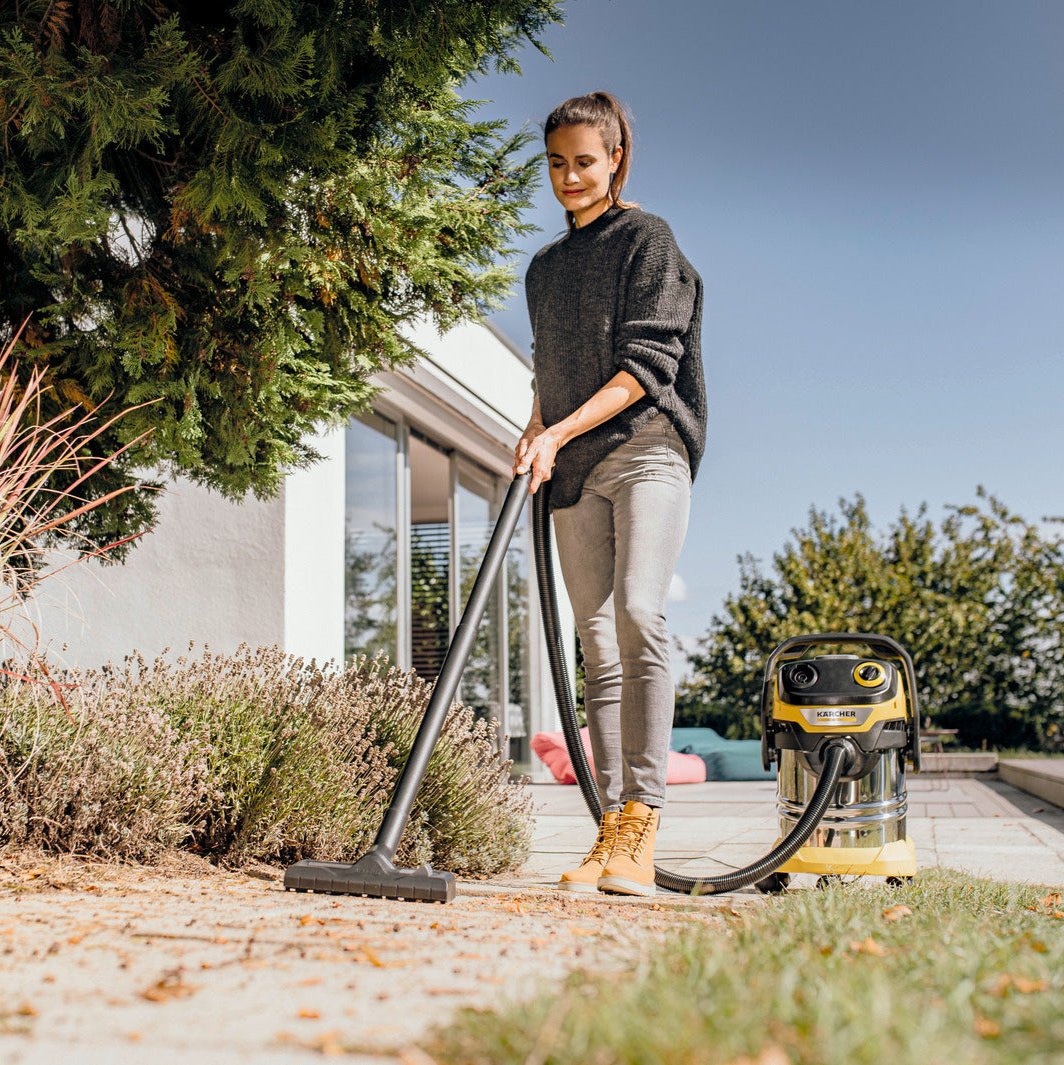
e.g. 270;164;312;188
284;475;921;901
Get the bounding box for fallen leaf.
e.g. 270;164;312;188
848;936;889;957
1013;976;1048;994
296;977;323;987
362;945;385;967
309;1030;346;1057
141;972;199;1003
298;914;325;927
974;1016;1001;1038
297;1008;321;1020
882;904;912;922
15;1003;38;1017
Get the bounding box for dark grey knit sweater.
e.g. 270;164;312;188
525;203;707;510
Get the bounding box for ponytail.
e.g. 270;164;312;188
543;91;639;233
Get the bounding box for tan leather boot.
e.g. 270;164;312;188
558;810;621;892
597;800;659;896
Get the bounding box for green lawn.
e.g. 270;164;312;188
428;870;1063;1065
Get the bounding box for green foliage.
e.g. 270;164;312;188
0;1;562;566
0;644;532;874
678;490;1064;750
429;870;1064;1065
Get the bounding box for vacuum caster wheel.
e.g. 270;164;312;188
754;873;791;895
816;875;842;891
886;876;914;888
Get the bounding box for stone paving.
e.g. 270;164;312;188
520;772;1064;890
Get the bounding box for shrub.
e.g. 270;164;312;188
0;644;532;876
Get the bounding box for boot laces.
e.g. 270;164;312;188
614;809;654;860
586;817;618;864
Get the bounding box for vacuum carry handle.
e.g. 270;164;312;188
760;632;921;772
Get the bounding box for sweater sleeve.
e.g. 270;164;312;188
613;220;696;399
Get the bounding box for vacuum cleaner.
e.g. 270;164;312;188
285;474;920;901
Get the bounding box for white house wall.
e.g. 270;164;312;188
283;425;346;667
29;474;286;670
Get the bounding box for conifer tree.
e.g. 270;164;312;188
0;0;560;562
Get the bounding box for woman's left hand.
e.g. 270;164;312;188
515;426;564;494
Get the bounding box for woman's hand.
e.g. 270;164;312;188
514;422;562;494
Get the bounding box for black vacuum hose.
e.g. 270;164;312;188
531;484;848;895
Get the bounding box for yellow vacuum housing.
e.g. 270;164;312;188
760;633;921;882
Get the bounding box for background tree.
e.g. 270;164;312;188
0;0;561;571
678;489;1064;751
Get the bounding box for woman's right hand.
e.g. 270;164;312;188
513;421;544;479
514;422;562;494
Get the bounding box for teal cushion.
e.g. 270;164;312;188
704;747;776;781
670;728;776;780
669;727;731;756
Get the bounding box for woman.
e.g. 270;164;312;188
514;91;707;895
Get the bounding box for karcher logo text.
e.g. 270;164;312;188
815;709;858;723
798;705;876;728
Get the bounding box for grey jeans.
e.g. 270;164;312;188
552;411;692;811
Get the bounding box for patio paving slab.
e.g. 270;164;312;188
516;774;1064;890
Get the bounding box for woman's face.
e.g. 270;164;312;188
545;123;622;224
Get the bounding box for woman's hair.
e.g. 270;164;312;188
543;91;639;232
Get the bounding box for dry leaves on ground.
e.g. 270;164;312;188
848;936;889;957
986;973;1049;997
881;904;913;922
141;970;200;1003
974;1016;1002;1038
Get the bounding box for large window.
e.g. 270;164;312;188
344;413;398;663
345;413;534;770
409;432;451;682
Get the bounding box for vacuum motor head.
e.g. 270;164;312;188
760;634;920;778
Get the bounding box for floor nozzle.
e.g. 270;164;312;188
284;847;455;903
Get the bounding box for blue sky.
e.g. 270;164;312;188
459;0;1064;668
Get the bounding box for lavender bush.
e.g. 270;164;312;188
0;644;532;875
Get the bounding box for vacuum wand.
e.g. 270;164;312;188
374;471;530;855
284;472;531;902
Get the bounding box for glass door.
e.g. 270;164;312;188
344;410;535;768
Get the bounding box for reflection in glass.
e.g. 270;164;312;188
410;433;451;682
457;474;500;727
506;517;532;770
345;413;398;662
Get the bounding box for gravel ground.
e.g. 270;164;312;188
0;849;748;1064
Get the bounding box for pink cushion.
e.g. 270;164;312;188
531;729;706;785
